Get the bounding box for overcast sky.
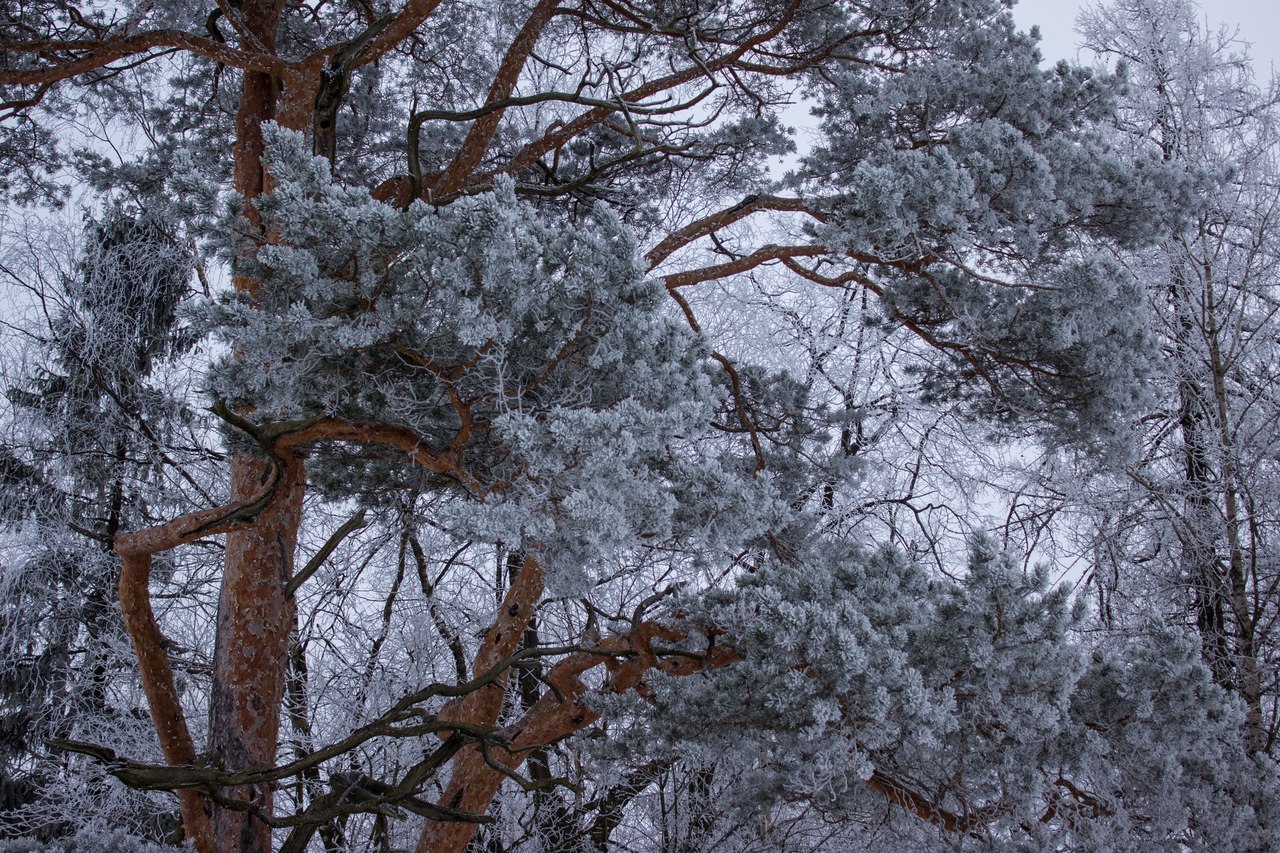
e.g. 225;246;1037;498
1012;0;1280;79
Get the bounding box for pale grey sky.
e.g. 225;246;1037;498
1013;0;1279;80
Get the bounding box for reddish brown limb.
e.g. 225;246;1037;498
113;414;295;850
0;30;289;85
113;443;300;853
110;405;465;848
779;255;878;291
662;243;828;290
343;0;446;71
645;195;823;270
114;458;288;561
415;554;546;852
212;404;479;485
436;554;547;736
117;550;214;852
417;621;738;853
276;417;455;469
273;414;488;494
431;0;561;197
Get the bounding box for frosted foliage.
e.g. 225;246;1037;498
0;826;173;852
600;535;1276;847
203;127;767;590
0;201;202;843
69;212;189;377
807;8;1176;259
6;0;1278;847
1066;627;1280;848
8;207;191;475
885;254;1154;453
802;5;1191;452
658;540;1079;811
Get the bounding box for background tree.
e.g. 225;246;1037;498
1063;0;1280;755
0;203;207;842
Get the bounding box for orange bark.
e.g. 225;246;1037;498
200;6;300;850
417;621;738;853
117;550;214;852
209;453;306;851
436;554;546;733
114;452;294;851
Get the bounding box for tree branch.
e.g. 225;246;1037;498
0;30;288;85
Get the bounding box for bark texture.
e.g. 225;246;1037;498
209;454;306;850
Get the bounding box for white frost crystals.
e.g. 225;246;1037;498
198;126;770;593
606;535;1280;848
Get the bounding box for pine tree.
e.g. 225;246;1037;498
0;2;1271;850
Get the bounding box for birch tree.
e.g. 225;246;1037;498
1076;0;1280;756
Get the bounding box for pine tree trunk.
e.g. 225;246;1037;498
415;555;544;853
208;5;293;847
208;456;305;850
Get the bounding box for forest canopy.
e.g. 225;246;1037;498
0;0;1278;850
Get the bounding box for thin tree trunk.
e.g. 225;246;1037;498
284;626;346;851
1178;375;1234;684
1172;267;1235;690
1204;280;1266;752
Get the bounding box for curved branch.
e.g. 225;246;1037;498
502;1;804;180
0;29;288;84
432;0;561;196
662;243;827;290
646;195;824;269
117;553;217;852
